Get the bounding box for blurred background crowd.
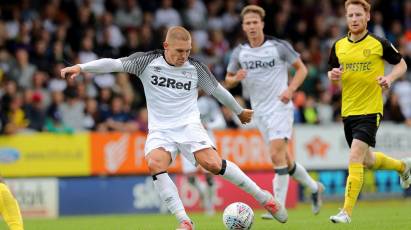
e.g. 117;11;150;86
1;0;411;135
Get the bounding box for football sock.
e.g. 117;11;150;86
273;166;289;207
204;174;215;212
219;160;267;203
187;176;207;199
205;173;214;187
343;163;364;216
152;172;189;223
372;152;405;173
289;162;318;192
0;183;23;230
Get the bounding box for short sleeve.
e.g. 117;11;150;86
276;39;299;65
381;39;402;65
328;42;340;70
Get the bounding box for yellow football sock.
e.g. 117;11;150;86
343;163;364;216
0;183;24;230
372;152;405;173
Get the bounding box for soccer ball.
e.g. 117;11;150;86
222;202;254;230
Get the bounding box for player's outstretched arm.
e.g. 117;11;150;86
60;58;124;80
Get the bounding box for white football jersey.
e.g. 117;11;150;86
120;50;219;130
227;36;299;116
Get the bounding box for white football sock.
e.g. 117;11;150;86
220;160;267;203
273;166;289;207
290;162;318;192
188;176;207;199
153;172;189;223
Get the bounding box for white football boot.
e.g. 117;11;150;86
330;209;351;224
400;158;411;189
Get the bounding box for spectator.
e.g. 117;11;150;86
383;92;406;123
183;0;207;30
9;48;37;89
59;86;86;131
153;0;182;29
24;91;46;131
29;39;50;72
135;107;148;132
1;93;29;134
392;75;411;125
78;36;98;64
45;90;73;134
317;91;334;124
303;95;318;124
97;95;136;132
83;97;100;130
115;0;143;29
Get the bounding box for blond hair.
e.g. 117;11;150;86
345;0;371;12
165;26;191;42
241;5;265;20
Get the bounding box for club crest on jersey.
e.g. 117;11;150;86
363;49;371;57
150;75;192;90
154;66;162;72
242;58;275;70
182;70;193;79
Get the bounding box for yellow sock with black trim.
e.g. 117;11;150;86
372;152;405;173
343;163;364;216
0;183;24;230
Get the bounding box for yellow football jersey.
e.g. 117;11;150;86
328;32;402;117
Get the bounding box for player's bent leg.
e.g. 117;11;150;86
364;150;411;189
288;160;323;215
146;148;173;174
146;148;193;229
195;148;288;223
204;173;215;215
0;182;24;230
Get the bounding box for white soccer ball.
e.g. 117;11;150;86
222;202;254;230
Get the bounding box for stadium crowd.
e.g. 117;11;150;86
1;0;411;135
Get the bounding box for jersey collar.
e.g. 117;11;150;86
243;35;268;48
347;31;369;43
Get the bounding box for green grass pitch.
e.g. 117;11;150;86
2;199;410;230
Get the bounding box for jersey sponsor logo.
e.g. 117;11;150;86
150;75;192;90
341;61;372;72
241;58;275;70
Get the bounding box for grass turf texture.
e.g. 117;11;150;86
2;199;410;230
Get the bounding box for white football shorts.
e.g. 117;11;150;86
254;108;294;143
181;129;216;173
145;123;215;167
